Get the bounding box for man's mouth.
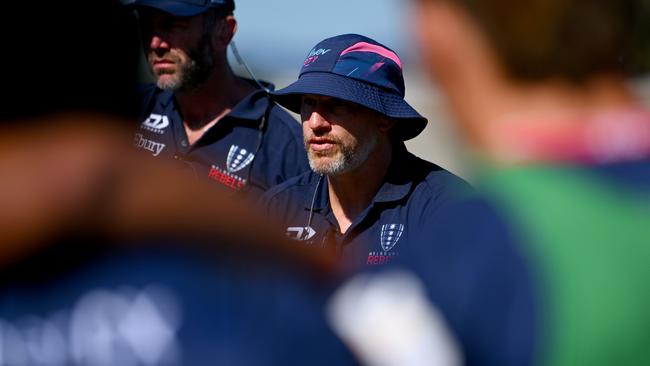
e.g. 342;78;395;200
308;137;336;151
152;59;175;72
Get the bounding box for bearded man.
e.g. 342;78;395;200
261;34;471;269
130;0;309;198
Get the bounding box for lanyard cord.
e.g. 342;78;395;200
305;174;324;237
242;96;271;190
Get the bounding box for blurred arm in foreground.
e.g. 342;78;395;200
0;116;334;272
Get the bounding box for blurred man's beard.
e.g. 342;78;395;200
305;133;377;176
154;33;215;92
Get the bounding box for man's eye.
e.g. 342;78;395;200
331;101;352;114
303;98;316;107
160;20;186;30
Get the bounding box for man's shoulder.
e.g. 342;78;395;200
244;80;301;134
422;166;473;197
137;83;173;110
267;102;302;135
406;153;473;199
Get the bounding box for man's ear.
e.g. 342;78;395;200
378;115;396;134
213;15;237;50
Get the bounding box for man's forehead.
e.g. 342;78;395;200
301;94;356;106
139;8;192;19
300;94;384;118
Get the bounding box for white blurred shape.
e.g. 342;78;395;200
327;269;462;366
23;317;67;366
118;287;180;366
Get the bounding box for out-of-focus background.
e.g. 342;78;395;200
139;0;650;181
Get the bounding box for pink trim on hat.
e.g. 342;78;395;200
340;42;402;69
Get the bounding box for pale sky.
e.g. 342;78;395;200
231;0;417;74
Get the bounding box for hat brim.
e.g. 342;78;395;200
127;0;209;17
272;72;427;141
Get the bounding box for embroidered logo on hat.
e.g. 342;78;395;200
304;48;332;67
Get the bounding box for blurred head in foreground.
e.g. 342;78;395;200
1;0;141;123
414;0;650;162
412;0;650;365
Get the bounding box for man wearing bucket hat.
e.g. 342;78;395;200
261;34;471;268
129;0;309;198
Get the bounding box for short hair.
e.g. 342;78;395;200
456;0;650;82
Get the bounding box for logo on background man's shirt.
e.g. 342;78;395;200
207;145;253;191
380;224;404;252
134;133;165;157
207;165;246;191
286;226;317;241
226;145;255;173
141;113;170;134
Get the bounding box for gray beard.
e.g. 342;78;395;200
156;33;215;92
308;133;377;176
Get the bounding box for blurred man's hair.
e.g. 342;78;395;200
1;0;140;122
456;0;650;82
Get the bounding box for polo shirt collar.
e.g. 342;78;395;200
224;79;276;121
303;173;329;212
372;143;414;203
161;79;275;122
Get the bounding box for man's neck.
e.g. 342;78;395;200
327;143;393;234
175;65;257;145
478;76;640;164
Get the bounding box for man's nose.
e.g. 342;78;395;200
307;110;332;132
149;35;169;51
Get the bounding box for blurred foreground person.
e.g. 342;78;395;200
412;0;650;364
0;1;355;364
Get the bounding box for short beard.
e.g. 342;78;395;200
306;133;377;176
156;32;215;92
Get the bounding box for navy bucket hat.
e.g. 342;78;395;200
273;34;427;141
128;0;234;17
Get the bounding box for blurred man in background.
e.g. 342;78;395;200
131;0;309;198
411;0;650;364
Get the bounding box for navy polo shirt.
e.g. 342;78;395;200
260;143;472;269
134;81;310;198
